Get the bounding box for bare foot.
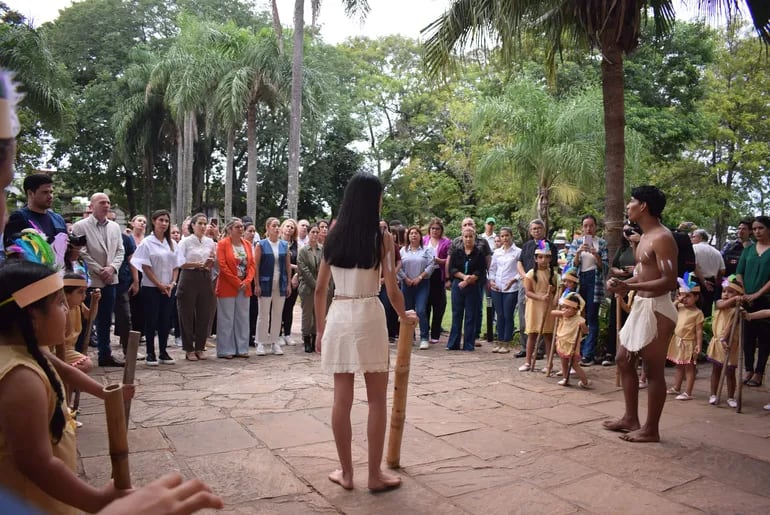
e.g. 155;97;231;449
602;417;640;433
620;427;660;443
368;471;402;492
328;469;354;490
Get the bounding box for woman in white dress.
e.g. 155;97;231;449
315;173;417;492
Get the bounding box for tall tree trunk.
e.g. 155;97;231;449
175;122;185;223
601;43;625;263
286;0;304;219
271;0;284;54
184;111;195;220
225;127;234;221
246;102;258;218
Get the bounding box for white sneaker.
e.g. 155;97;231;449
763;403;770;411
283;335;296;346
727;398;738;408
518;363;531;372
419;340;430;350
557;378;568;386
174;337;183;347
272;342;284;355
709;395;718;405
256;344;266;356
675;392;693;401
492;345;501;353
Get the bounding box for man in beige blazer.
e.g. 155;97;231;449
72;192;125;367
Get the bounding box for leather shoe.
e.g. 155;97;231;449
98;356;125;368
514;350;526;358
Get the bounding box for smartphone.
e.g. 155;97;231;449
584;235;593;247
210;217;219;227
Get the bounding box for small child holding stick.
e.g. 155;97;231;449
666;273;704;401
519;241;557;372
61;272;99;374
707;276;744;408
552;292;591;387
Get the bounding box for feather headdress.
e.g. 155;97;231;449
561;266;579;284
534;240;551;255
559;291;585;313
677;271;700;293
722;274;744;294
6;229;56;265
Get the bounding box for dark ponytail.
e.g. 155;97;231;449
0;261;67;443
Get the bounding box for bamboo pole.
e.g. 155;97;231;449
104;383;131;489
386;317;416;469
715;304;741;405
736;317;745;413
122;331;140;425
545;317;559;378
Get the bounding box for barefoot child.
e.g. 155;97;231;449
666;273;704;401
707;276;744;407
61;272;99;374
552;292;591;387
0;261;134;513
519;241;557;372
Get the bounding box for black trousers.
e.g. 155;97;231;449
425;269;447;340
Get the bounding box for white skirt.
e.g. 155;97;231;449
321;296;390;374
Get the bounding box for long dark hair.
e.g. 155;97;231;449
151;209;174;250
324;173;383;269
0;261;67;443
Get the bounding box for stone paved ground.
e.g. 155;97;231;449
78;312;770;514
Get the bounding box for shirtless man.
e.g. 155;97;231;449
604;186;678;443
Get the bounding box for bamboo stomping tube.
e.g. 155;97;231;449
104;383;131;489
122;331;140;425
715;304;741;405
386;317;417;469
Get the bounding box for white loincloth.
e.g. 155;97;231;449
619;293;677;352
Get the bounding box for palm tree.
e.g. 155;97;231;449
473;81;603;232
284;0;368;218
423;1;769;257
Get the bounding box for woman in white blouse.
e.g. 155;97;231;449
130;209;179;366
488;226;522;353
175;213;217;361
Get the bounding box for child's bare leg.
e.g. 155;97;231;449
709;364;721;396
573;361;588;384
559;357;570;382
525;334;537;365
727;368;736;398
673;365;684;391
543;335;552;364
684;364;696;396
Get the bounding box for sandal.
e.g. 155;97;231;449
518;363;531;372
675;392;693;401
746;379;763;387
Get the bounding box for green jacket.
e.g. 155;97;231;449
297;244;323;297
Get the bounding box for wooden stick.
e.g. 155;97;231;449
736;316;744;413
563;330;582;386
386;317;417;469
72;292;101;413
122;331;140;426
104;383;131;489
615;296;622;387
715;304;741;405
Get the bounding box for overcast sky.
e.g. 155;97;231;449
5;0;453;44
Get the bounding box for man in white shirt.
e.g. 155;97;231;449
690;229;725;317
297;219;310;248
72;193;125;367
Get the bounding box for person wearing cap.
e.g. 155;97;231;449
4;174;68;248
565;215;608;366
482;217;497;249
690;229;725;318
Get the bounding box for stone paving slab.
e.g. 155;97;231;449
77;312;770;514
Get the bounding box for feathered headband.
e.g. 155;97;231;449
677;271;700;293
722;274;744;295
559;291;585;312
0;231;64;309
561;266;579;284
534;240;551;255
0;69;21;139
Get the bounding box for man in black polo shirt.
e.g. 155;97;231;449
4;173;67;245
515;219;558;358
722;218;752;276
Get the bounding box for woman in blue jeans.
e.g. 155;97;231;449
399;226;436;350
447;228;487;351
488;227;521;353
